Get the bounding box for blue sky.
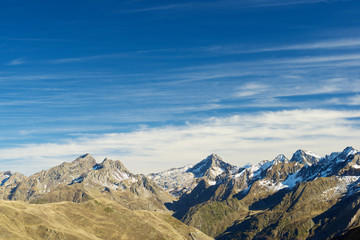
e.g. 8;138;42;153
1;0;360;175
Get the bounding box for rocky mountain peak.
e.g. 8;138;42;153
0;171;12;186
98;158;130;173
338;146;358;159
290;149;320;166
60;153;97;174
186;154;233;178
274;154;289;163
76;157;134;189
208;153;221;161
12;154;99;196
206;153;226;167
72;153;96;165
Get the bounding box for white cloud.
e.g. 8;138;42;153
46;53;128;64
285;53;360;64
1;109;359;176
205;38;360;55
348;95;360;105
324;94;360;106
234;82;269;97
6;58;26;66
125;0;336;13
230;78;357;109
275;38;360;51
124;3;193;13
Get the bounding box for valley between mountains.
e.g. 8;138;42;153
1;146;360;239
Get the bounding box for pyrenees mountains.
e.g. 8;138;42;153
0;147;359;239
149;147;360;239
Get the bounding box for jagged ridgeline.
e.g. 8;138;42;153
149;147;360;240
0;154;212;240
0;154;174;210
1;147;360;239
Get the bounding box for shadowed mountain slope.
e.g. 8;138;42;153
150;147;360;239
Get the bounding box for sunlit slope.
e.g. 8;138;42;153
0;199;212;240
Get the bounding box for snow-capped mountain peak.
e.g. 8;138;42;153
338;146;358;159
186;153;228;178
274;154;289;163
149;154;237;196
246;159;274;179
290;149;320;166
321;147;359;165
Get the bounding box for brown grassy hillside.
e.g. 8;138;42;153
0;198;212;240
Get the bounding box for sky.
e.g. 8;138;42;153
1;0;360;175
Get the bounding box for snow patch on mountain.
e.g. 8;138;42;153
147;146;360;200
248;160;274;179
351;164;360;169
149;154;237;196
233;169;246;179
320;176;360;201
343;146;358;157
207;179;217;185
211;166;225;176
290;149;321;166
282;170;303;188
305;151;321;159
257;179;286;191
274;154;289;163
148;165;197;196
112;169;130;182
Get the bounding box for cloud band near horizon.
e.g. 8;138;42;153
1;108;359;176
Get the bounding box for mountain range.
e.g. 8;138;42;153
0;146;359;239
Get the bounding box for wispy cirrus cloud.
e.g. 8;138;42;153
348;95;360;105
43;52;360;68
125;0;336;13
5;58;26;66
234;83;269;97
329;94;360;106
124;3;193;13
45;52;133;64
8;48;178;65
228;77;359;109
7;38;360;67
0;37;69;42
283;53;360;64
243;0;337;8
206;38;360;55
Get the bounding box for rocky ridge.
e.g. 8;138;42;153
148;154;238;197
1;146;360;239
149;146;360;239
0;154;174;211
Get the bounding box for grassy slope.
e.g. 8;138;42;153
216;177;357;240
182;176;358;239
0;198;213;240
